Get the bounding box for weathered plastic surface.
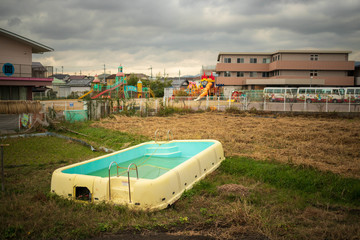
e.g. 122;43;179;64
51;140;225;210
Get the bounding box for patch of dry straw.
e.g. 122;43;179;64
94;112;360;179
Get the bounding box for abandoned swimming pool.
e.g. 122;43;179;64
51;139;225;210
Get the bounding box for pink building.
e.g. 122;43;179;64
216;50;355;93
0;28;54;100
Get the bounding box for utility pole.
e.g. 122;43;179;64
179;69;181;81
103;64;106;83
148;66;152;80
61;66;63;74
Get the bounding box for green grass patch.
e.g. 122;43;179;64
220;157;360;206
56;121;149;150
1;136;104;167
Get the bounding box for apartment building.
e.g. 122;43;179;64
216;50;355;94
0;28;53;100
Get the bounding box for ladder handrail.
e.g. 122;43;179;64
108;161;120;200
167;129;173;141
154;129;160;142
155;129;174;142
127;163;139;203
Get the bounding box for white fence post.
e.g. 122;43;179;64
217;96;220;111
140;99;143;114
206;95;209;109
283;94;286;111
155;99;158;114
264;97;266;111
326;95;328;112
228;95;231;109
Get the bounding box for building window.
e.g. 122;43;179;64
272;55;280;62
250;58;257;63
237;72;244;77
249;72;257;77
237;58;244;63
271;70;280;76
262;72;269;77
224;58;231;63
310;70;318;76
263;58;270;63
224;71;231;77
310;54;318;61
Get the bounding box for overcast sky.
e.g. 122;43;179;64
1;0;360;77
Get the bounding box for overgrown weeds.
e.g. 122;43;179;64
1;115;359;239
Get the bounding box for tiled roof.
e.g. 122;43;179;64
67;79;92;87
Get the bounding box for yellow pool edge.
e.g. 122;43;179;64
51;139;225;211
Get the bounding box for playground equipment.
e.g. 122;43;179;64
83;65;154;100
78;74;101;99
78;89;93;99
194;72;216;101
227;91;243;102
186;81;201;97
91;65;126;99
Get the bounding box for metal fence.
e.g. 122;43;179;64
161;95;360;113
40;95;360;123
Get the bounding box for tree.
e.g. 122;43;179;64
127;73;139;86
126;73;172;98
149;78;172;97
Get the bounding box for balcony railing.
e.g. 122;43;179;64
0;63;53;78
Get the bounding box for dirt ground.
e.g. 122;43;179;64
94;112;360;179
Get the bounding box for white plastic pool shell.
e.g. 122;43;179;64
51;139;225;211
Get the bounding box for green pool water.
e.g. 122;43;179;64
88;155;189;179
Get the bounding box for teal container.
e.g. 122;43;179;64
64;110;88;123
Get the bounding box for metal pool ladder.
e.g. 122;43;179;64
154;129;173;142
108;161;139;203
127;163;139;203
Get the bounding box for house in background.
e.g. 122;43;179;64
0;28;54;100
51;77;69;98
125;73;149;81
67;78;93;97
105;74;116;86
97;73;111;84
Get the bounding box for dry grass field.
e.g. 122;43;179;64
94;112;360;179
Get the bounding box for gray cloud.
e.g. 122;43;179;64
0;0;359;76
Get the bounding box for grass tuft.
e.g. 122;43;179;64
220;157;360;206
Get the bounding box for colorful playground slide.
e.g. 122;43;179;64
91;83;123;99
194;82;212;101
149;89;155;98
78;89;93;99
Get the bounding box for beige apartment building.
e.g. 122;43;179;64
216;50;355;94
